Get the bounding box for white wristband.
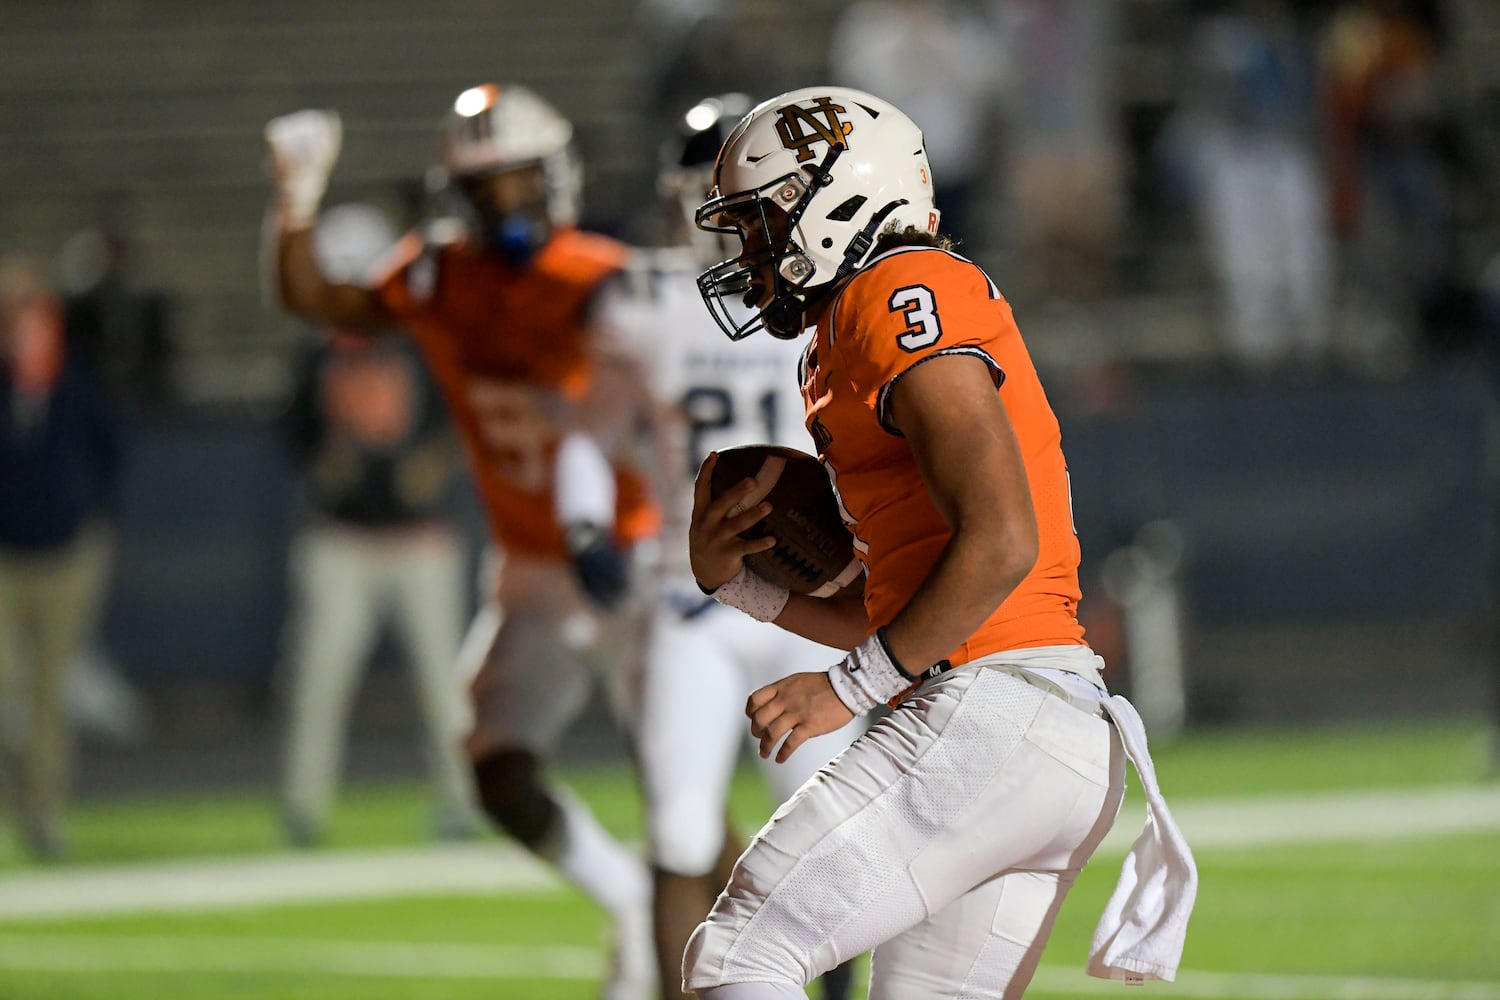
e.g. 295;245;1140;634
826;630;917;715
708;565;790;623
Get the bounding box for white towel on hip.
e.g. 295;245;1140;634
1088;694;1199;983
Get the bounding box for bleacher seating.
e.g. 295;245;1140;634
0;0;1495;406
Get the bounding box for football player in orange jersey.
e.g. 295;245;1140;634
681;88;1197;999
264;85;663;1000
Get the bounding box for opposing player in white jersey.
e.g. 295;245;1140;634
601;96;865;1000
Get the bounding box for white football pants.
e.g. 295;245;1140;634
684;658;1126;999
638;599;866;875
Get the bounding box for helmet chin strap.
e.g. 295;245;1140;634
769;197;910;339
755;147;841;340
763;295;806;339
754;146;910;340
834;198;908;281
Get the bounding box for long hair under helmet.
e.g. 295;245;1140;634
694;86;940;340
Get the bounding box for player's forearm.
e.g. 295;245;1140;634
881;427;1038;673
265;218;387;330
772;587;870;651
880;353;1039;674
263;108;385;329
882;523;1034;674
271;223;328;317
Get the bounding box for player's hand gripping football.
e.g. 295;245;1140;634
746;671;854;763
264;109;342;229
688;451;779;592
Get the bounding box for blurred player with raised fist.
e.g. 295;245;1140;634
264;85;665;1000
681;88;1198;999
599;95;864;1000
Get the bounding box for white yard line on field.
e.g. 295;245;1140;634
0;933;1495;999
1028;966;1500;1000
0;784;1496;922
1100;783;1500;853
0;932;603;979
0;841;559;919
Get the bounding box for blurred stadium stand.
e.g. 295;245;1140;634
1;0;1498;792
0;0;1494;389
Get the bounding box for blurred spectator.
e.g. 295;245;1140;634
278;204;477;847
55;215;165;752
1479;250;1500;385
57;215;176;413
1321;0;1454;371
1166;0;1334;373
996;0;1125;305
830;0;1007;252
0;255;120;861
1478;248;1500;774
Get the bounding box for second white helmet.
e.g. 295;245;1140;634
314;202;398;286
659;93;755;267
695;87;940;340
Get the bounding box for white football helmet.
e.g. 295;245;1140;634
658;93;754;267
436;83;581;259
695;86;940;340
313;202;398;286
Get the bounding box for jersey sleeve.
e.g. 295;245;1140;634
587;271;654;359
557;230;631;310
833;250;1008;434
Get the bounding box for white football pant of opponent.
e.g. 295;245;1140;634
600;248;866;999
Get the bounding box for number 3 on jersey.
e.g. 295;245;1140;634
889;284;941;352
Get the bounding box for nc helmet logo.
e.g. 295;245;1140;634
773;97;853;163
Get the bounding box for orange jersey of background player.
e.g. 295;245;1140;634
804;245;1083;665
372;227;659;559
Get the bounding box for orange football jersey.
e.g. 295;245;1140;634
803;245;1083;665
373;227;659;558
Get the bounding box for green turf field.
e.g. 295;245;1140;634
1;718;1497;999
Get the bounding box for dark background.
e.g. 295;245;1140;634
1;0;1496;793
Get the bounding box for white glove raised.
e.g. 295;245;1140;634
264;109;342;230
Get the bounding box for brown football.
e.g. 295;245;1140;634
707;444;862;596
